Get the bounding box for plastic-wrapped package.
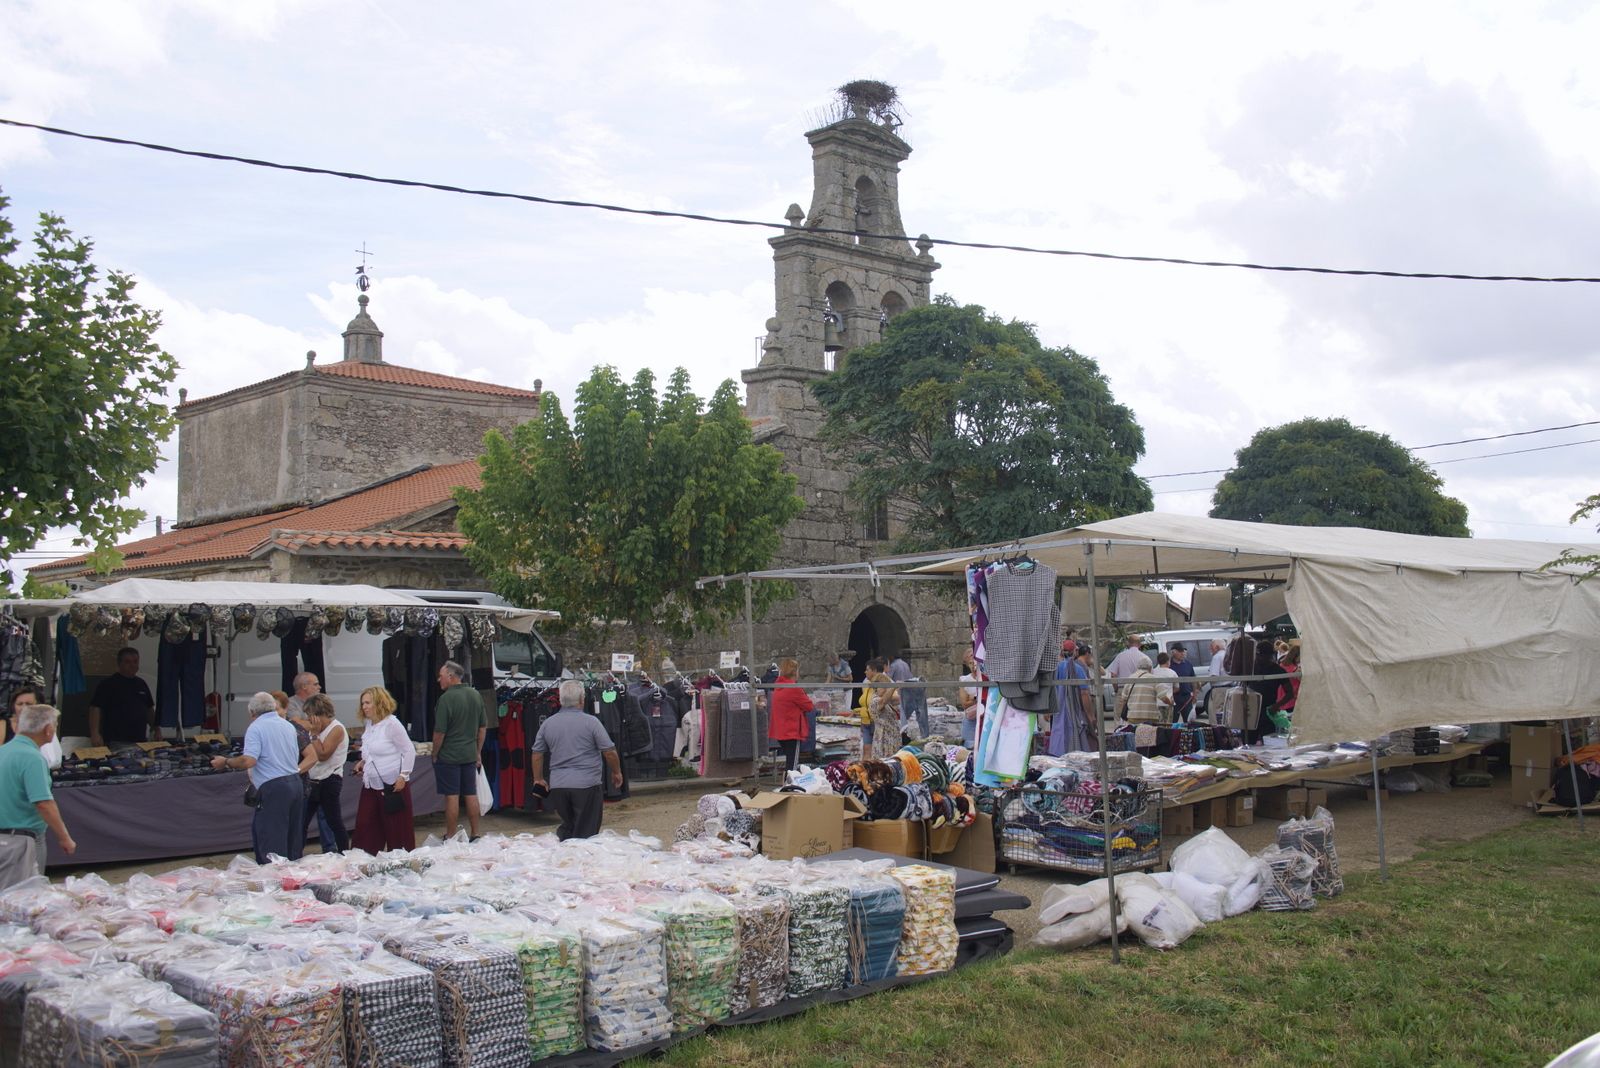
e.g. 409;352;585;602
843;875;904;986
0;942;87;1064
725;890;789;1015
1256;846;1318;912
1032;902;1125;951
163;956;345;1067
1114;873;1203;950
0;877;74;926
445;913;584;1062
757;879;849;997
324;951;441;1068
1275;807;1344;897
1150;871;1229;924
397;937;525;1068
571;911;672;1053
887;865;957;976
637;892;740;1032
19;962;219;1068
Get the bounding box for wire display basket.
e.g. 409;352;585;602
995;784;1163;875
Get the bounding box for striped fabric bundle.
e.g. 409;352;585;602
637;894;740;1033
845;876;905;986
162;959;344;1068
888;865;958;976
333;952;441;1068
398;939;526;1068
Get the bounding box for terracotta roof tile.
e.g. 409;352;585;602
262;530;469;554
32;461;483;578
313;362;538;399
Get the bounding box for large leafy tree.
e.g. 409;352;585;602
812;297;1152;550
1210;417;1470;536
1548;492;1600;580
0;191;177;576
456;366;804;644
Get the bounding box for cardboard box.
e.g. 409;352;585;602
1161;804;1195;837
1511;761;1556;806
745;792;866;860
1509;725;1566;768
1365;787;1389;802
1256;787;1307;821
926;823;963;855
941;813;996;873
1304;788;1328;814
1223;793;1254;827
850;818;925;858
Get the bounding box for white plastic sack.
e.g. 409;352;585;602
1038;879;1111;926
1031;904;1125;951
1224;860;1270;916
475;766;495;813
1115;873;1203;950
1169;826;1255;887
1150;871;1229;924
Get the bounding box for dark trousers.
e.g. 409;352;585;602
776;737;800;770
252;774;305;864
305;774;349;852
157;636;207;730
549;784;604;840
353;784;416;853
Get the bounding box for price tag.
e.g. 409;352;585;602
719;651;741;669
72;747;111;760
610;653;635;673
192;733;228;744
136;741;171;752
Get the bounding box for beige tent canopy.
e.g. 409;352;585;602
907;512;1600;744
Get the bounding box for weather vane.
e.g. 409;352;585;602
354;243;374;292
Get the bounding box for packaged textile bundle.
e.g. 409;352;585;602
572;911;672;1053
1256;846;1318;912
163;956;345;1067
843;875;905;986
1275;807;1343;897
33;904;154;944
637;892;740;1033
757;879;849;998
327;952;441;1068
0;942;86;1064
397;937;526;1068
106;931;227;983
19;963;219;1068
332;872;430;911
725;891;789;1015
888;865;958;976
449;914;584;1062
0;878;75;926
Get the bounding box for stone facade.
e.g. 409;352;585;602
176;297;538;526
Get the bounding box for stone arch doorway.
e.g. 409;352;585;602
846;603;909;683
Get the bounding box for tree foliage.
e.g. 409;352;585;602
456;366;804;644
1547;492;1600;581
812;298;1153;551
1210;417;1470;536
0;191;177;575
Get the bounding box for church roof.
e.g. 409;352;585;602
179;362;537;409
31;461;482;579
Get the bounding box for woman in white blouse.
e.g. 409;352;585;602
350;686;416;852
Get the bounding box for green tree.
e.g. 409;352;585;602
1210;417;1470;536
812;298;1152;550
1547;492;1600;580
456;366;804;644
0;191;177;577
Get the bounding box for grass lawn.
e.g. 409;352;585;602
646;818;1600;1067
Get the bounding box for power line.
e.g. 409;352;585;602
1410;418;1600;450
1429;435;1600;465
7;116;1600;284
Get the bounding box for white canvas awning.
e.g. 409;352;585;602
910;513;1600;744
6;577;558;631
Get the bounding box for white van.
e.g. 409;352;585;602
1137;627;1240;677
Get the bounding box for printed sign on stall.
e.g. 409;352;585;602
719;650;741;669
610;653;635;673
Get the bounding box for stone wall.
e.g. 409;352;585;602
176;380;300;524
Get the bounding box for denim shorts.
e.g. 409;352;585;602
860;724;875;747
433;761;477;799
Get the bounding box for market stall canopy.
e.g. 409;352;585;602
912;512;1600;744
6;577;558;631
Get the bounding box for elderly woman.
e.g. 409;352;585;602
211;691;304;863
767;658;815;772
351;686;416;853
862;657;901;760
1116;654;1162;725
298;694;350;853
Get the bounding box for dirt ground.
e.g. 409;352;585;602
65;771;1541;947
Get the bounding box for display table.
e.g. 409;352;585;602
47;755;441;867
1166;744;1485;807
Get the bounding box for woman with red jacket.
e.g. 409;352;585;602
768;657;815;771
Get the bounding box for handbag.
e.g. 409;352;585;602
382;782;405;814
242;783;260;808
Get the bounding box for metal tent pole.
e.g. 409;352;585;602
1085;545;1121;964
1561;718;1586;831
1371;745;1388;881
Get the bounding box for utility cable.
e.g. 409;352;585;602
6;116;1600;283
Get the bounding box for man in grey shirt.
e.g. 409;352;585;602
531;680;623;840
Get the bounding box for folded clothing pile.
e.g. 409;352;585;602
0;940;87;1064
576;912;672;1053
844;876;905;985
725;891;789;1015
760;882;849;998
638;893;740;1033
888;865;958;976
333;952;441;1068
397;938;526;1068
19;962;218;1068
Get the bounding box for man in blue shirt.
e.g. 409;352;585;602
0;703;75;889
211;691;305;863
1170;646;1198;722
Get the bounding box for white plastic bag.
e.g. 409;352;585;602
1150;871;1229;924
1032;904;1126;951
475;765;495;814
1224;859;1270;916
1038;879;1111;926
1170;826;1255;887
1115;873;1203;950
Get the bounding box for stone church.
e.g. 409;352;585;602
37;92;972;683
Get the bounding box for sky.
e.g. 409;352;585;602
4;0;1599;575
